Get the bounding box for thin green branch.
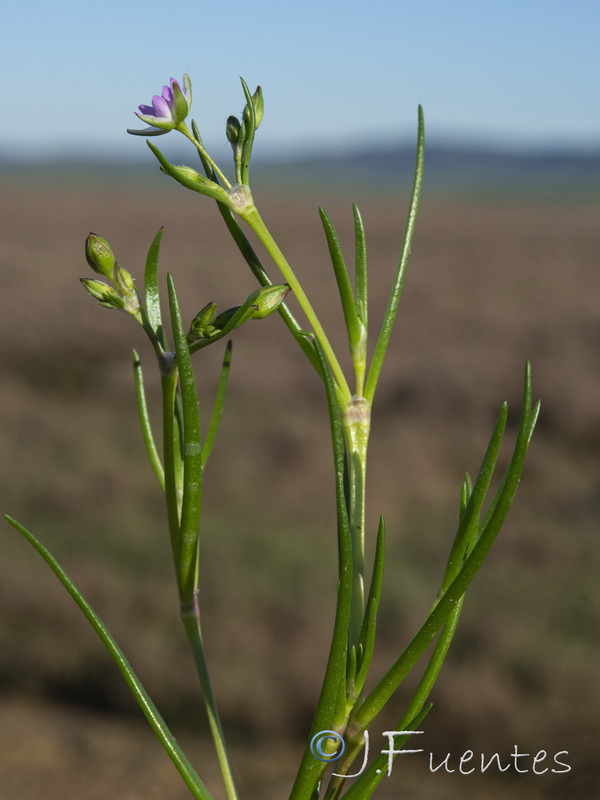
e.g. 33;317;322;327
132;349;165;492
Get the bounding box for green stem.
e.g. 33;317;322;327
178;124;233;190
342;398;371;653
240;205;352;403
181;603;240;800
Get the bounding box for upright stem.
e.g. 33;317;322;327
240;205;352;404
181;599;240;800
162;353;238;800
342;397;371;656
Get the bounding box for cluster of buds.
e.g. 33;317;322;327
187;284;290;345
81;234;142;322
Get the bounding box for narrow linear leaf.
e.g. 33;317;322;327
144;227;166;346
364;106;425;404
353;203;367;328
167;274;203;604
4;515;214;800
319;207;361;350
439;402;508;594
132;349;165;492
202;341;233;467
478;362;538;543
353;516;385;696
356;365;538;729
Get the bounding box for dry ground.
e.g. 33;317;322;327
0;172;599;799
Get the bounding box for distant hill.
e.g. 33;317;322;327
2;143;599;201
258;143;600;201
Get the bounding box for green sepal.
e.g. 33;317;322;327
187;302;218;343
239;77;260;185
248;283;290;318
80;277;124;310
250;86;264;128
172;80;190;124
226;115;242;146
85;233;116;279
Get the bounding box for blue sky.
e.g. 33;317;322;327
2;0;598;158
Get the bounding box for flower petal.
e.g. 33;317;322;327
151;95;172;119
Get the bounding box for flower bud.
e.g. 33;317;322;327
114;263;136;294
187;302;217;342
226;115;242;146
252;86;264;128
80;278;125;310
212;305;241;331
248;283;290;318
85;233;115;279
243;86;264;129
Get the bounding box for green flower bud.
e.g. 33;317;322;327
252;86;264;129
226;115;242;146
85;233;115;279
247;283;290;318
243;86;264;129
187;301;217;342
114;263;136;294
80;278;125;311
212;305;241;331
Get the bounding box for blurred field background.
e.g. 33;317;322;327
1;158;599;800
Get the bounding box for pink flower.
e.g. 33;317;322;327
127;75;192;136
